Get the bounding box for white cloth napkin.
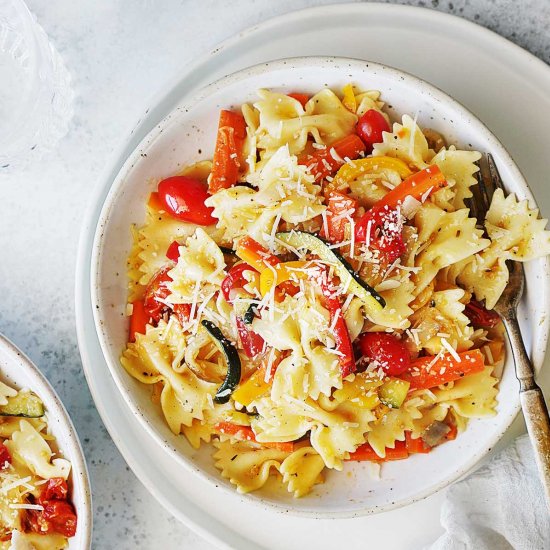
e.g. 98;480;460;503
428;435;549;550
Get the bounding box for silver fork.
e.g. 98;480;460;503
471;154;550;508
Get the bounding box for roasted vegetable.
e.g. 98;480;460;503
201;320;242;403
276;231;385;314
378;377;410;408
0;392;44;418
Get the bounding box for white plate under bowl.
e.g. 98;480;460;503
0;333;92;549
90;56;549;518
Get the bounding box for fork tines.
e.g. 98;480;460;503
469;153;505;226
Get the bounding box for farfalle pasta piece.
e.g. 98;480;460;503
433;366;498;418
354;89;387;117
373;115;433;169
412;204;490;294
128;210;189;298
249;145;325;225
205;185;281;246
252;88;357;160
430;147;481;209
271;348;341;403
181;419;214;450
485;188;550;261
252;390;376;470
280;446;325;497
410;288;474;354
409;401;450;438
454;255;508;310
7;420;71;480
255;293;343;402
184;325;229;383
121;321;217;434
366;398;424;457
167;228;226;303
344;296;367;342
213;439;288;494
252;297;302;352
368;276;416;330
206;146;325;248
453;190;550;307
0;381;17;406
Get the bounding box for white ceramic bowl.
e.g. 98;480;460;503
91;57;550;517
0;333;92;547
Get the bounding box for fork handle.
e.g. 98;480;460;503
521;389;550;508
502;313;550;509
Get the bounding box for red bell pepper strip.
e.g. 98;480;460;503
236;318;265;358
214;422;294;452
287;93;310;108
209;110;247;193
320;191;358;243
129;300;148;342
221;263;256;303
405;431;432;454
354;205;406;263
172;303;191;326
374;165;447;209
298;134;366;181
347;440;409;461
400;349;485;390
319;278;355;377
221;262;266;358
235;236;280;272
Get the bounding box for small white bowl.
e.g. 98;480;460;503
0;333;92;548
91;56;550;517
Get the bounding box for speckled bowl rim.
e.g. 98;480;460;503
0;332;93;549
90;55;550;519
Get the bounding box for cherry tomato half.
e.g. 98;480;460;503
157;176;216;225
355;205;406;263
41;500;78;538
39;478;68;503
358;332;410;376
464;300;501;328
143;267;173;324
356;109;390;153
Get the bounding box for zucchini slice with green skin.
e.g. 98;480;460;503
275;231;386;313
232;298;256;325
242;303;256;325
0;392;45;418
201;320;242;404
378;378;410;408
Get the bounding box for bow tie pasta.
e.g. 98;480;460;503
121;84;550;498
